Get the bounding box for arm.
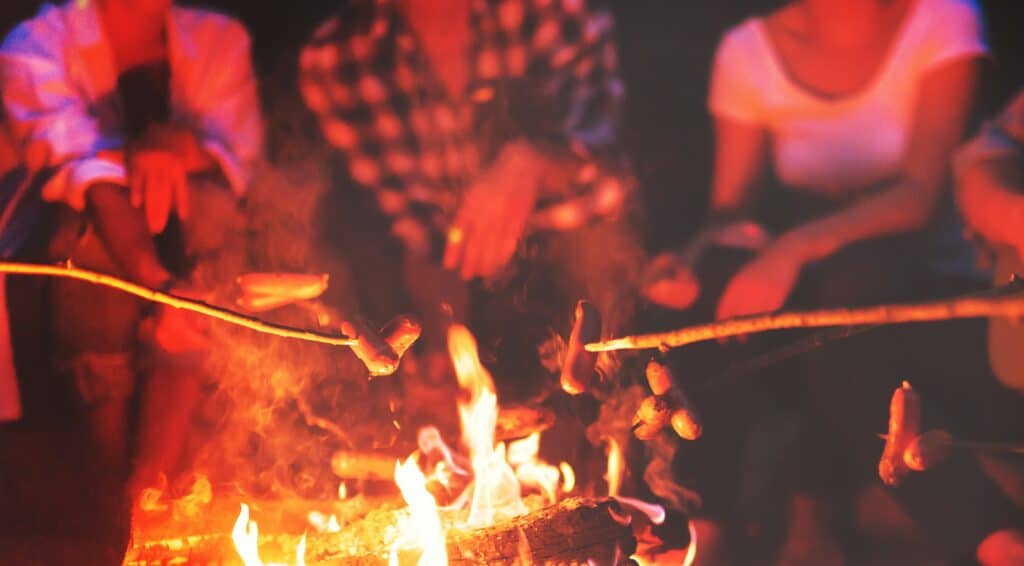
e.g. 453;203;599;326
0;16;126;210
776;58;980;265
174;17;262;194
86;182;171;288
956;155;1024;255
709;116;770;222
513;1;633;232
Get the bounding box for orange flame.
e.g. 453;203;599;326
232;503;307;566
559;462;576;493
607;438;623;497
390;456;448;566
449;324;526;527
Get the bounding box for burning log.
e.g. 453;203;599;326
586;293;1024;353
306;497;637;565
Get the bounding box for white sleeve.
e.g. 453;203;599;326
920;0;989;74
0;15;126;210
707;26;765;125
180;17;263;196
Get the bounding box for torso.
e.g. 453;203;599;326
762;0;914;101
401;0;472;101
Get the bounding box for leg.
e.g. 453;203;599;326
47;209;141;555
129;180;244;497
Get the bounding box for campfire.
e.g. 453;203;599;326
123;322;676;565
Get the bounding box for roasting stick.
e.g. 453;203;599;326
0;260;358;347
586;292;1024;353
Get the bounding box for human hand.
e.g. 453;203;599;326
642;252;701;310
715;236;807;321
150;283;210;354
443;143;541;281
126;144;189;234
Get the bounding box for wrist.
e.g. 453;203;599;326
775;227;825;265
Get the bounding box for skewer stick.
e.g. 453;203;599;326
875;433;1024;455
586;293;1024;353
0;261;358;347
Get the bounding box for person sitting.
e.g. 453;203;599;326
641;0;1023;563
0;0;260;555
298;0;642;407
952;90;1024;565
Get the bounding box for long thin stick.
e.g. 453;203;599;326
587;293;1024;353
0;261;357;347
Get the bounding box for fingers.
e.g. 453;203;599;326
145;169;172;234
172;164;189;222
130;170;145;209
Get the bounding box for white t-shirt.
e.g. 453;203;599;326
708;0;988;196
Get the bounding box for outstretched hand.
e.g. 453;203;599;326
716;236;806;321
443;143;541;281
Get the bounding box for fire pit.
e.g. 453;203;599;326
123;324;673;565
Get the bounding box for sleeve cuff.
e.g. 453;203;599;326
41;155;127;211
201;138;250;197
953;125;1021;180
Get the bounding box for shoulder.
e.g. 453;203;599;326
920;0;983;21
171;5;252;47
911;0;984;38
713;18;766;67
1;3;68;56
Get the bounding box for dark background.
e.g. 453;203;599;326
2;0;1022;250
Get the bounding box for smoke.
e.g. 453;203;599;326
178;97;403;506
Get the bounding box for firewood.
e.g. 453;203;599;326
309;497;636;565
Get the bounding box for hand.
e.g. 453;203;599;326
716;236;807;321
443;143;541;280
150;283;209;353
642;252;701;310
126;146;189;234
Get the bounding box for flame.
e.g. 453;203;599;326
338;481;348;500
508;433;561;505
137;473;169;512
449;324;526;527
172;473;213;521
307;511;341;533
232;503;307;566
684;520;698;566
559;462;576;493
391;456;448;566
607;438;623;497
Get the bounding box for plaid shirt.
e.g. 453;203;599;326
299;0;634;257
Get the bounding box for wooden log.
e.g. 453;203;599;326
125;497;636;565
309;497;637;565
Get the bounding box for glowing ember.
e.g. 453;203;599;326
606;438;623;497
232;503;307;566
559;462;576;493
390;456;448;566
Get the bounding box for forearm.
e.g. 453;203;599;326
957;156;1024;249
85;182;171;288
778;180;941;264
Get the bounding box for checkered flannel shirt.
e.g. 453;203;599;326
299;0;635;257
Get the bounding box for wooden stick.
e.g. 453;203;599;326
586;293;1024;353
0;261;357;347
